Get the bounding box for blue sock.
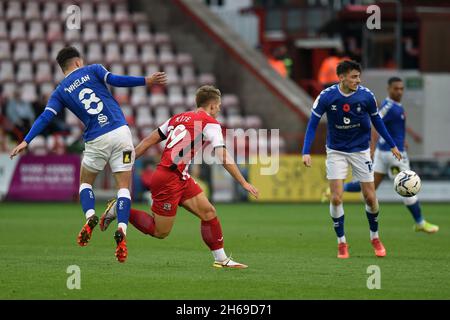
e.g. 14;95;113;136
406;201;424;224
79;183;95;219
366;211;379;232
332;215;345;238
117;188;131;233
344;181;361;192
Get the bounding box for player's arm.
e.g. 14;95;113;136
203;122;258;198
367;96;401;161
9;94;62;159
134;129;164;159
302;93;326;167
214;146;259;199
135;119;169;159
93;64;167;88
107;72;167;89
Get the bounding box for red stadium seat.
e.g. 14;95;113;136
10;20;27;41
101;23;116;43
24;2;40;20
16;61;34;83
21;82;38;102
83;22;98;42
130;86;148;106
35;62;53;83
42;2;59;22
6;1;22;20
0;61;14;83
122;43;139;63
28;20;45;41
0;40;11;59
97;3;113;23
105;42;121;64
32;42;49;62
135;107;154;128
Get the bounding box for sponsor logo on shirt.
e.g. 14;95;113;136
98;113;109;126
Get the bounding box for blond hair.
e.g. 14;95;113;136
196;85;221;108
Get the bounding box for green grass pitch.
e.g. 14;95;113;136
0;202;449;299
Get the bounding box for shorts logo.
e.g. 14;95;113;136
390;166;400;176
163;203;172;211
122;151;132;164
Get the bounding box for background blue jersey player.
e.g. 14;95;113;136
9;46;167;262
344;77;439;233
302;60;402;259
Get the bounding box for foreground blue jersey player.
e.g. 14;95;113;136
301;60;402;259
10;46;167;263
344;77;439;234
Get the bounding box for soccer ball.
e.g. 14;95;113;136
394;170;421;197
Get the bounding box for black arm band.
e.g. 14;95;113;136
158;128;167;141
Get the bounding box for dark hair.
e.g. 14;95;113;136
56;46;81;71
336;60;361;76
388;77;403;86
196;85;221;108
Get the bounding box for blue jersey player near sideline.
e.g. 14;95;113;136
302;60;402;259
343;77;439;233
9;46;167;262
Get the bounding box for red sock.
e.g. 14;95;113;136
129;208;155;236
201;217;224;250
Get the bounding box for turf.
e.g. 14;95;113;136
0;202;449;299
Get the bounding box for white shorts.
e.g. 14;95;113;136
82;125;135;173
326;147;374;182
373;149;410;179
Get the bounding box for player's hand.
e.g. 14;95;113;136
302;154;312;167
391;147;402;161
146;72;167;88
10;141;28;159
242;182;259;199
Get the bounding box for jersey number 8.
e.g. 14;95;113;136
79;88;104;115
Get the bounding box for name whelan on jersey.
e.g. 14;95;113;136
64;75;91;93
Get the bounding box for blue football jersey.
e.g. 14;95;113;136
311;84;378;153
377;98;405;152
46;64;127;142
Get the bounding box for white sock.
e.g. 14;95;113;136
330;203;344;218
85;209;95;220
212;248;227;262
370;231;379;240
118;222;127;235
338;236;346;244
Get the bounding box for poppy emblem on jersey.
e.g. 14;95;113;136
343;104;350;112
163;203;172;211
122;151;132;164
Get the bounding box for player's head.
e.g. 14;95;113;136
196;85;221;118
336;60;361;92
56;46;84;73
387;77;404;102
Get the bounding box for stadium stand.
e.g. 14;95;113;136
0;0;271;155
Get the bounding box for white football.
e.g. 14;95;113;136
394;170;421;197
